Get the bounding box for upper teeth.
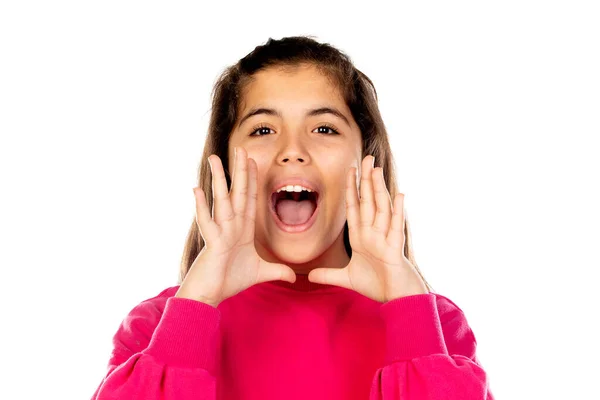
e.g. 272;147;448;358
276;185;313;193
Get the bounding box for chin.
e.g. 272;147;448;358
267;241;323;267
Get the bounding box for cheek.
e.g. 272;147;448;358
231;147;266;176
241;145;264;166
324;174;349;213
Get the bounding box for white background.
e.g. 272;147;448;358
1;1;598;399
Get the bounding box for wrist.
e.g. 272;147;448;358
175;287;221;308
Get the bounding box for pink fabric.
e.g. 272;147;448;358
92;274;494;399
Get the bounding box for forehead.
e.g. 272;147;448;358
239;64;347;113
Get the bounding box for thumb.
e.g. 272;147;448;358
256;260;297;284
308;267;351;290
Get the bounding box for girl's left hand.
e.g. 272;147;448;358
308;155;429;303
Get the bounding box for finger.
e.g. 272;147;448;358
193;187;220;243
230;147;248;221
386;193;406;249
308;267;352;290
372;167;392;235
208;155;235;226
256;260;297;284
360;156;376;227
244;157;258;239
346;167;361;244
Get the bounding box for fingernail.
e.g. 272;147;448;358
371;156;375;168
234;147;237;158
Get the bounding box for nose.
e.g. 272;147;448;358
281;155;305;163
276;135;310;165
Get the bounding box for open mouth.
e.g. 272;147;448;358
270;190;320;229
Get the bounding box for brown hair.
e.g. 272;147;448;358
177;35;434;293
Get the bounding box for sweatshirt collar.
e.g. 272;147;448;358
260;272;347;293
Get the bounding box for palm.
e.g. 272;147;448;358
308;155;428;302
344;232;406;303
226;197;290;283
182;148;295;306
210;243;272;300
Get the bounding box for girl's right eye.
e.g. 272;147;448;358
249;124;272;137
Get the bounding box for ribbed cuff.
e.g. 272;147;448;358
380;293;448;364
144;297;221;373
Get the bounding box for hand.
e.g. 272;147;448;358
308;155;429;303
176;147;296;307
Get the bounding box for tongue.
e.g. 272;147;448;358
275;199;316;225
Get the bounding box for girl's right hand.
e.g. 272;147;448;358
175;147;296;307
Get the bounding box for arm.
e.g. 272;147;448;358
91;291;221;400
369;293;494;400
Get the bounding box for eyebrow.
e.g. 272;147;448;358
237;106;351;129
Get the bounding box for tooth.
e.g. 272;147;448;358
275;185;314;193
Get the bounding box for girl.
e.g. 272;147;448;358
91;36;494;400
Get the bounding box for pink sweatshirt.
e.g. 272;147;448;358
91;274;494;399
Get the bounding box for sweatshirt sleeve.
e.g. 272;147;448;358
369;293;495;400
91;287;221;400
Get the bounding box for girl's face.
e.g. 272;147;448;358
228;64;362;274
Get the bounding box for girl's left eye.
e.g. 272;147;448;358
249;124;340;136
314;124;340;135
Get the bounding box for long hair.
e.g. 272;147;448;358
178;35;434;293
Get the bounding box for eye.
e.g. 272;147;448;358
313;123;340;135
248;124;274;137
248;123;340;136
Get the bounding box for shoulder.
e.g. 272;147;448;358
430;292;478;359
109;285;180;365
121;285;180;328
136;285;180;312
431;292;470;323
